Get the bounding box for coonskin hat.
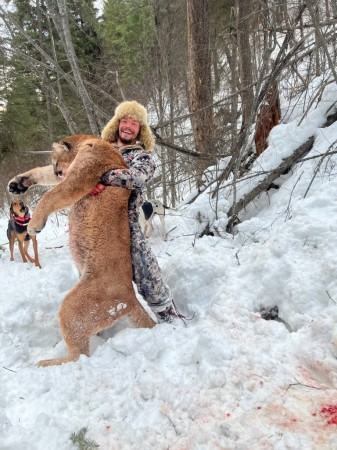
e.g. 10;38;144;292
101;100;155;151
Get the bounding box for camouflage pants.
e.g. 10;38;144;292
129;211;171;311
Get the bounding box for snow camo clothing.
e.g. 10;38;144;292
101;144;171;311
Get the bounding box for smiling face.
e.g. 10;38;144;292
118;117;141;145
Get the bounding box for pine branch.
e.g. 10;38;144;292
70;427;99;450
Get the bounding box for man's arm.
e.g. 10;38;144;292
101;149;156;190
8;165;61;195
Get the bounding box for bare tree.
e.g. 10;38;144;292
0;3;105;133
45;0;102;135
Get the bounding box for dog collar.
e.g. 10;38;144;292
14;214;31;227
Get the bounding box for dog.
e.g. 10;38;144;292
139;199;168;241
8;135;155;366
7;199;41;268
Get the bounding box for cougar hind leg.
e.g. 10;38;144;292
37;280;154;366
37;283;93;367
128;302;156;328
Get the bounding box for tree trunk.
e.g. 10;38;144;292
254;86;281;156
236;0;254;131
224;38;239;153
45;0;101;135
36;0;54;141
153;0;167;204
186;0;214;188
167;1;177;207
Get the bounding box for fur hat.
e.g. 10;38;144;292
101;100;155;151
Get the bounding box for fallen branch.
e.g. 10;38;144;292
226;136;315;231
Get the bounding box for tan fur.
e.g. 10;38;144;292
26;135;155;366
7;200;41;268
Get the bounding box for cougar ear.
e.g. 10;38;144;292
59;140;73;151
52;142;69;156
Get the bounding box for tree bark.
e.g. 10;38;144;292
254;83;281;156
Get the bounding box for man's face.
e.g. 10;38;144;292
118;117;141;145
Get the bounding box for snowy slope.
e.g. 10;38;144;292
1;82;337;449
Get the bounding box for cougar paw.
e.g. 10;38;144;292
28;218;46;236
8;175;36;195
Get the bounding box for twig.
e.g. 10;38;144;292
285;377;324;392
161;412;178;436
284;172;303;222
167;226;177;235
303;142;336;198
253;374;270;382
45;245;64;249
3;366;16;373
326;289;337;304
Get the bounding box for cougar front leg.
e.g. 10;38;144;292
8;165;59;195
28;207;50;236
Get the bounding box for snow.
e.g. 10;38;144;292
2;84;337;449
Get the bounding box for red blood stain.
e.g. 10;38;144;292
320;404;337;425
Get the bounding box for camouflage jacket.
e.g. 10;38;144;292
100;143;156;215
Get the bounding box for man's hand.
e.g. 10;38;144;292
89;183;106;196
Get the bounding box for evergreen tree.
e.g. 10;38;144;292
0;71;48;154
0;0;103;156
101;0;156;90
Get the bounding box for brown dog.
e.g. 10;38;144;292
8;135;155;366
7;199;41;268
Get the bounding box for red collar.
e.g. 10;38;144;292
14;214;31;227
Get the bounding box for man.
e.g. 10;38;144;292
92;100;181;323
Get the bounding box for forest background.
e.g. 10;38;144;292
0;0;336;231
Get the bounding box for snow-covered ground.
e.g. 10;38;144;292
1;82;337;449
